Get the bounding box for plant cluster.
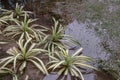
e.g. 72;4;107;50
48;47;96;80
0;3;96;80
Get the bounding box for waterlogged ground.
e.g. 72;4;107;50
44;20;111;80
44;0;120;80
0;0;120;80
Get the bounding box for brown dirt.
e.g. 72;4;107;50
94;71;115;80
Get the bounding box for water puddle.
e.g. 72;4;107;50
65;20;107;59
44;20;112;80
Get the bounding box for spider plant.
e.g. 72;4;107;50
0;13;12;25
0;3;32;19
3;13;48;41
48;47;96;80
0;13;13;36
41;18;79;53
0;67;29;80
0;34;48;75
0;67;18;80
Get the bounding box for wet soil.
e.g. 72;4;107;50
0;0;119;80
